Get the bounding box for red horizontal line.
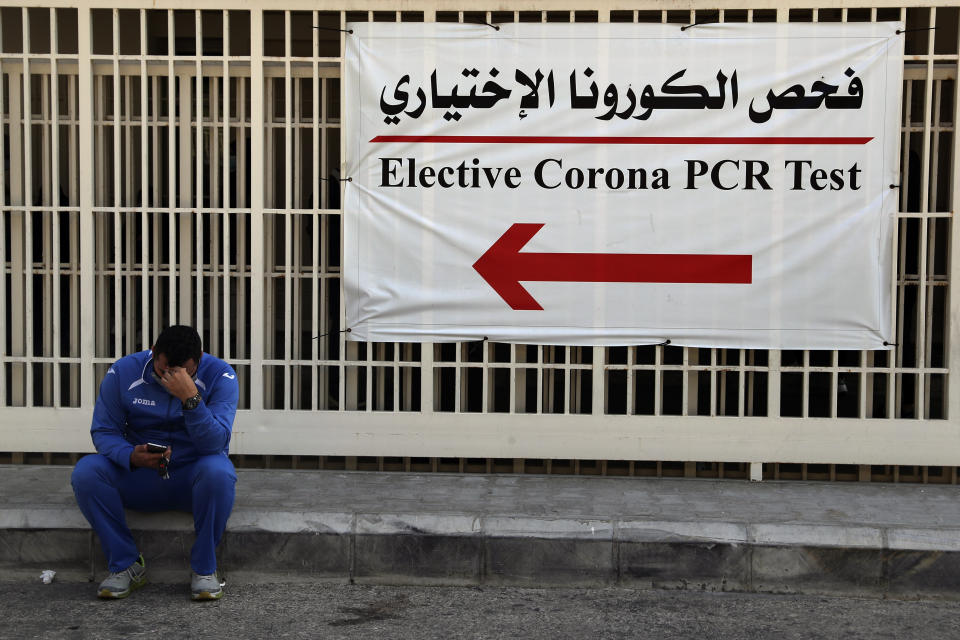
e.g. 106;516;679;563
371;135;873;145
514;253;753;285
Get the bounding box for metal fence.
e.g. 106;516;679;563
1;2;958;481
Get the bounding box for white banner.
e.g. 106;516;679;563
344;22;903;348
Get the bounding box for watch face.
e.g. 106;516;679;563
184;394;201;410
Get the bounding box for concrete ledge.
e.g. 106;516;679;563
3;465;960;598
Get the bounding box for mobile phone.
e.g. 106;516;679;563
146;442;168;453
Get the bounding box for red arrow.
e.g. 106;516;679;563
473;223;752;311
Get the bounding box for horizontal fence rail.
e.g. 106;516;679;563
0;2;958;481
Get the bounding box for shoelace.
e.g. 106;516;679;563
113;563;143;578
106;568;134;580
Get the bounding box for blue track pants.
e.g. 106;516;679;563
71;453;236;574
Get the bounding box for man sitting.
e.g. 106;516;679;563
71;325;239;600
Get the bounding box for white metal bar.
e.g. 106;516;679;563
318;72;330;406
151;74;161;341
653;344;662;416
420;318;434;415
338;11;351;414
48;9;60;406
452;344;461;413
767;350;781;418
207;54;219;350
861;360;871;419
209;63;220;356
681;348;691;417
365;337;373;412
78;7;95;408
236;75;247;361
250;8;265;411
112;9;122;359
22;8;35;406
591;345;602;416
480;340;489;414
140;9;149;350
262;81;275;408
167;11;176;324
283;10;292;410
68;73;80;406
179;52;192;325
195;9;204;334
737;355;745;417
918;9;934;218
292;80;301;212
10;406;960;466
0;61;336;79
536;347;544;414
40;65;51;403
923;216;936;416
311;209;320;409
94;71;107;359
829;351;837;418
262;74;274;408
0;12;6;406
914;7;936;419
711;350;719;417
393;345;401;412
311;10;319;410
122;75;134;354
801;351;810;418
222;9;231;362
929;79;942;213
232;77;246;358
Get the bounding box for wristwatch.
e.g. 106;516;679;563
183;392;202;411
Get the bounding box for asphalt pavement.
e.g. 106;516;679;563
4;580;959;640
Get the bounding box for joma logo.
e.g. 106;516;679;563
132;398;156;406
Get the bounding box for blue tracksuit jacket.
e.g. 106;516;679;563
91;350;239;469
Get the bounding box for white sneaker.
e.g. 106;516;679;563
191;571;224;600
97;554;147;599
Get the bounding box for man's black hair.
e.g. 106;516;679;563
153;325;202;367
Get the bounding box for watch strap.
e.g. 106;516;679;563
183;392;202;410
